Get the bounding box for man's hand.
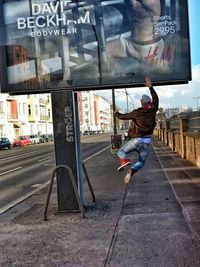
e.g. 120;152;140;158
145;77;152;88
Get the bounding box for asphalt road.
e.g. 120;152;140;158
0;133;111;214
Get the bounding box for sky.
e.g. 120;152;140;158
97;0;200;112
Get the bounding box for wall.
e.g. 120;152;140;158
156;112;200;168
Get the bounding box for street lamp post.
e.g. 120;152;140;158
45;105;48;134
112;89;117;134
124;89;129;113
117;89;135;112
193;96;200;111
116;89;135;130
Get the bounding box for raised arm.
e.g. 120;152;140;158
114;110;136;121
145;77;159;110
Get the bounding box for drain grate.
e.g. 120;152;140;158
85;201;111;219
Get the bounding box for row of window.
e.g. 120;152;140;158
0;100;51;119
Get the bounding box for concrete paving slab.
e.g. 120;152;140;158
122;201;181;215
178;201;200;241
108;212;200;267
0;191;123;267
170;183;200;202
165;170;190;180
125;175;177;205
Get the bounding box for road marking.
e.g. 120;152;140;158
0;148;53;162
82;136;102;141
171;178;200;184
38;156;53;162
0;167;22;176
163;166;200;171
83;145;110;162
82;134;110;142
43;145;110;165
0;144;110;215
31;184;42;187
0;181;50;216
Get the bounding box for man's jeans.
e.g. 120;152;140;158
118;138;150;171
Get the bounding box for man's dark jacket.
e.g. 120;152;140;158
115;86;159;138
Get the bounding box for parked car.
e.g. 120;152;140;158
0;137;11;150
83;130;97;135
29;135;40;145
83;130;90;135
13;136;31;147
47;134;54;141
39;134;49;143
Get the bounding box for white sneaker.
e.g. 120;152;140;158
124;169;136;184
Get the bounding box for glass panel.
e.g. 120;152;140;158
0;0;191;93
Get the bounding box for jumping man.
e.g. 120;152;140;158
114;77;159;183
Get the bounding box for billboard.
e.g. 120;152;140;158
0;0;191;94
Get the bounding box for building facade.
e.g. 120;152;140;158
79;91;112;133
0;93;53;141
0;90;112;141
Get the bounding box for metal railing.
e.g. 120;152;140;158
44;165;85;221
44;163;95;221
158;111;200;132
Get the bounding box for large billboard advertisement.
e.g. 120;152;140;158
0;0;191;94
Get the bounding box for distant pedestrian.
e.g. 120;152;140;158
114;77;159;183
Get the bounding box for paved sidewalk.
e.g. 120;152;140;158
0;138;200;266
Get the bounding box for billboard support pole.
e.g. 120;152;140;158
51;90;83;211
112;89;117;135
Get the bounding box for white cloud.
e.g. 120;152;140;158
157;65;200;109
193;65;200;82
96;65;200;111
